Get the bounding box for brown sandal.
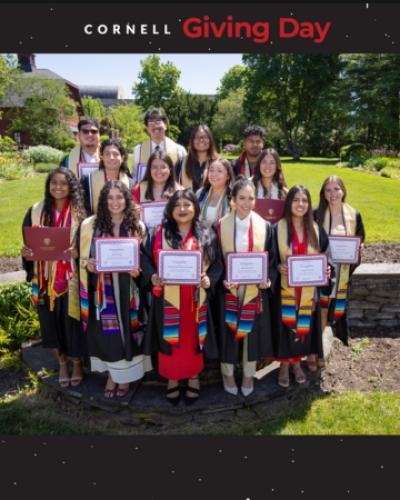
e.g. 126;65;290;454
278;364;290;388
293;363;306;384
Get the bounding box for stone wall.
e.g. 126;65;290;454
348;264;400;336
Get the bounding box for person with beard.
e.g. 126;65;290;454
231;125;266;178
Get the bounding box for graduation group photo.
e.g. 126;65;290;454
0;52;399;436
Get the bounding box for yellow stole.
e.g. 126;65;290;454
89;170;131;213
31;201;80;321
180;158;209;190
139;181;148;203
219;210;266;307
67;145;100;177
139;137;179;167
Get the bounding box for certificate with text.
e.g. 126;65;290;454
288;254;328;287
159;250;202;285
141;201;167;228
226;251;268;285
95;237;140;272
23;227;71;261
329;236;361;264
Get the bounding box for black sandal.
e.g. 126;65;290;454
166;385;181;406
184;378;200;405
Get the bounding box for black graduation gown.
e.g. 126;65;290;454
217;221;278;364
141;226;223;360
270;224;330;361
79;224;147;363
22;208;86;357
177;159;207;193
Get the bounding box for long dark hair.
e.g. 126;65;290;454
143;150;176;201
163;189;216;261
252;148;287;197
199;157;235;202
96;180;144;238
99;138;129;175
43;167;86;225
315;175;348;225
283;185;319;250
185;125;218;181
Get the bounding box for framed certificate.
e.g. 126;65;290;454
95;237;140;272
254;199;285;224
287;254;328;287
159;250;202;285
23;227;71;261
226;251;268;285
137;163;147;183
140;201;167;228
329;236;361;264
78;162;99;178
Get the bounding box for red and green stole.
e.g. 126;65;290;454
320;204;357;320
153;226;209;350
79;216;144;333
238;152;254;178
278;218;320;337
199;187;230;224
219;210;266;341
89;169;131;213
30;200;80;320
67;144;100;178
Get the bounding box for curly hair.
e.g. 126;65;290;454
252;148;287;197
99;138;130;175
95;181;144;238
43;167;86;226
143;150;176;201
162;189;217;262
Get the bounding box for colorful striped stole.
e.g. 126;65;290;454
199;187;230;225
238;151;253;178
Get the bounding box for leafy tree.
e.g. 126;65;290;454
133;55;180;110
0;54;17;103
82;96;105;121
212;88;248;146
216;64;247;100
107;103;147;150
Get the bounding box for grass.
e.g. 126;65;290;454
0;158;400;256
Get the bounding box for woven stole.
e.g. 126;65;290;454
199;188;230;224
89;170;131;213
238;152;253;178
79;215;97;331
30;200;80;320
139;138;179;169
67;144;100;177
155;227;209;349
277;218;319;337
220;211;266;340
321;204;357;320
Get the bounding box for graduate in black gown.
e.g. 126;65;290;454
21;167;86;387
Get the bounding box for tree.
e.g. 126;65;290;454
7;76;76;149
0;54;17;103
82;96;105;121
243;54;342;159
107;103;147;150
212;88;248;146
133;55;180;110
216;64;247;100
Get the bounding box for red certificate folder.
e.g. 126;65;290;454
23;227;71;261
254;199;285;224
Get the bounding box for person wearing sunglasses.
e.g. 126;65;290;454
60;118;101;177
131;108;186;183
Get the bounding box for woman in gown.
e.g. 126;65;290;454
272;185;330;387
251;148;288;200
179;125;218;192
132;150;182;204
196;158;234;226
21;167;86;387
313;175;365;367
142;189;222;405
81;138;134;215
79;181;151;398
218;177;277;396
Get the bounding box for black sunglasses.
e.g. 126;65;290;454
81;128;99;135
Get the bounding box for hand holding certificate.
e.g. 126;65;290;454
159;250;202;285
226;252;269;285
254;199;285;224
287;254;328;287
329;236;361;264
95;237;140;272
23;227;71;261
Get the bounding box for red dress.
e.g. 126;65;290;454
154;228;204;380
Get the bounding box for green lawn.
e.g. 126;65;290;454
0;159;399;256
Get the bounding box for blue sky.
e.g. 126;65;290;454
34;54;244;98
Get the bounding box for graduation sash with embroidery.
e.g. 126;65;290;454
79;216;143;334
198;187;230;224
139;137;179;170
88;169;131;213
237;152;254;178
219;210;266;340
30;200;80;321
320;204;357;320
180;158;209;190
277;218;320;337
153;226;209;350
66;144;100;178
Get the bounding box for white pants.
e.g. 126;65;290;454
220;335;257;378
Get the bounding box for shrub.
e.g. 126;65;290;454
340;143;368;166
381;166;400;180
335;161;351;169
23;145;64;164
364;157;389;172
0;136;18;153
33;162;57;173
0;155;33;180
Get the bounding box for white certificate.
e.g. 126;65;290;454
288;254;328;287
95;237;140;272
78;162;99;178
226;252;268;285
159;250;202;285
137;163;147;183
141;201;167;228
329;236;361;264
